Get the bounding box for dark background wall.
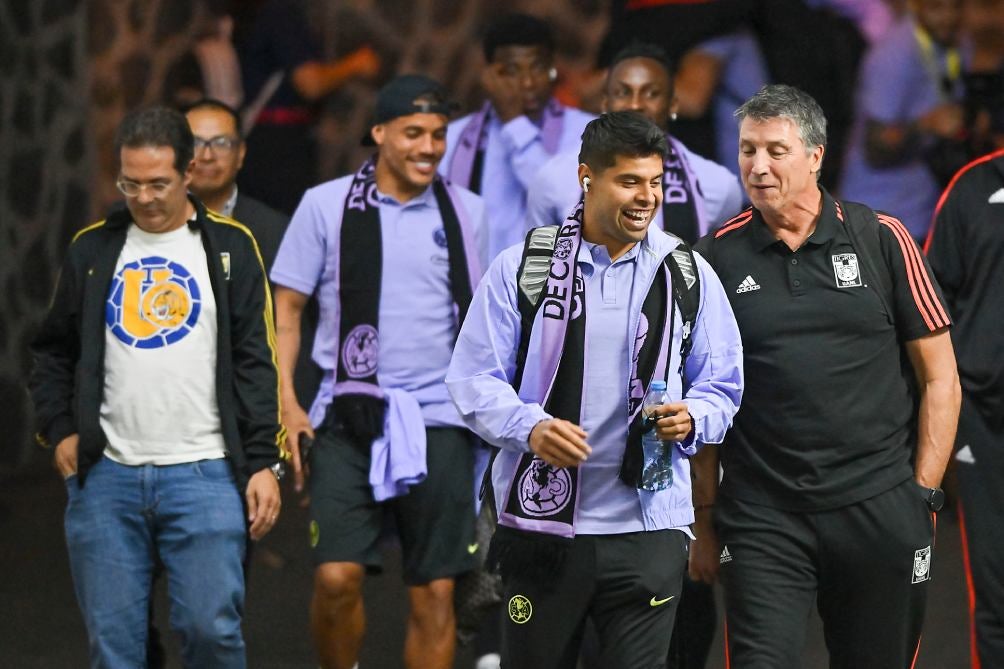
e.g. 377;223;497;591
1;0;92;470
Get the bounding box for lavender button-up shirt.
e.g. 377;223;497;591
442;104;596;260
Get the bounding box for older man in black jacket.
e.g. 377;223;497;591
30;106;285;668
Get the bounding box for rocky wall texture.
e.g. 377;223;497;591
0;0;92;468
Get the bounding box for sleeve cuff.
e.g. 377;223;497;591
40;416;76;450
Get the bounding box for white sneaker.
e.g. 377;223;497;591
475;653;501;669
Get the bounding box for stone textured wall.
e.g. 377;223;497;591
1;0;609;468
0;0;92;467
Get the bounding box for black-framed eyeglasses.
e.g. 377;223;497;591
193;135;241;154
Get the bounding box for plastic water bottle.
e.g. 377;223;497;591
640;380;673;491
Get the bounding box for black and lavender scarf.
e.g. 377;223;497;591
446;99;565;193
334;157;481;400
662;135;707;244
488;202;675;581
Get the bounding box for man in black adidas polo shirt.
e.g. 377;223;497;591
692;85;961;668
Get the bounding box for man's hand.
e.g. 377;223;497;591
481;65;526;124
282;401;314;492
54;434;79;479
689;508;720;583
528;418;591;468
246;467;281;541
651;402;693;443
918;102;965;139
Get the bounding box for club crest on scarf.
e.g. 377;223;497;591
518;459;573;517
341;324;379;379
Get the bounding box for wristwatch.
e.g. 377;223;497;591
269;462;285;481
922;486;945;512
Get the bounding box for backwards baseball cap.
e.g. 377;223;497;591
362;74;458;146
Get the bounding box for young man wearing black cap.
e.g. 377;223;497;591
272;75;488;669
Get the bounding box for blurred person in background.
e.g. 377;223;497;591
840;0;967;243
234;0;380;215
441;12;595;260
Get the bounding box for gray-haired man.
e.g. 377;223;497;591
692;84;960;668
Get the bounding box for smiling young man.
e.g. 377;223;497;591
271;75;488;669
693;84;960;668
441;13;595;259
527;42;743;243
29;107;284;667
446;110;743;668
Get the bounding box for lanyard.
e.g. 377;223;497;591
913;23;961;101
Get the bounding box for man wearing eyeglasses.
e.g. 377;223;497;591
184;99;290;272
29;106;285;667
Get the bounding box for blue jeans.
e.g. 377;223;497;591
64;456;247;668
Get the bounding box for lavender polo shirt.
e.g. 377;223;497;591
446;225;744;534
271;174;488;428
441;103;596;260
526;141;744;235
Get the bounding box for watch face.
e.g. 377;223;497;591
927;487;945;512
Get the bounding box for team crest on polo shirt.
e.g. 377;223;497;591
831;253;863;288
105;256;202;348
912;546;932;584
433;227;449;249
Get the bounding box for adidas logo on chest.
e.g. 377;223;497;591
736;275;761;294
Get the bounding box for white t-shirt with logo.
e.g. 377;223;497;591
100;223;227;465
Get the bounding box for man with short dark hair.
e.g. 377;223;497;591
528;41;743;241
441;12;595;259
184;98;321;415
273;75;488;669
185;98;289;270
446;110;743;668
30;106;285;668
693;84;960;668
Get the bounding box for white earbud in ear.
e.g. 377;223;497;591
549;67;558;82
582;176;591;192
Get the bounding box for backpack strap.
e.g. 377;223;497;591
666;241;701;374
840;201;895;325
513;225;560;392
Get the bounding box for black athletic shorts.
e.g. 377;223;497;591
308;421;477;585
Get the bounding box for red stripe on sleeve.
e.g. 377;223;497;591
714;211;752;238
925;148;1004;253
878;214;950;330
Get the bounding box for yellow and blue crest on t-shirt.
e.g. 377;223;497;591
105;256;202;348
